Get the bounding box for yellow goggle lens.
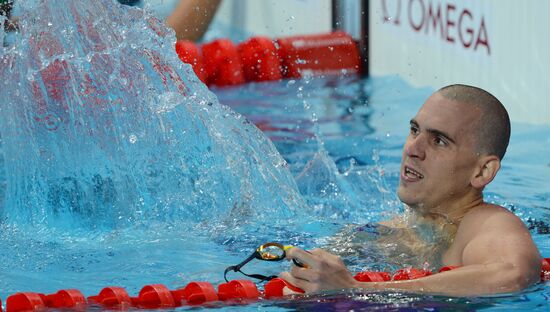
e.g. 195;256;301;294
257;242;294;260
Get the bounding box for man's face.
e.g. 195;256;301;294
397;93;482;212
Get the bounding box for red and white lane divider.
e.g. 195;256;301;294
175;31;362;87
2;258;548;311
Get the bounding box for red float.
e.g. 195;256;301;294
43;289;86;308
87;286;131;308
201;39;245;87
541;258;550;281
276;31;361;78
264;278;305;298
354;271;392;282
134;284;176;309
6;293;45;312
217;279;260;301
438;265;460;273
238;36;282;82
174;40;207;82
182;281;218;305
392;268;433;281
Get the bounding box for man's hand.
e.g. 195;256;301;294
279;247;359;294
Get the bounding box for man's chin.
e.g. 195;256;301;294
397;187;418;207
397;186;406;201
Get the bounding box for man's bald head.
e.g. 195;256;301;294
437;84;510;160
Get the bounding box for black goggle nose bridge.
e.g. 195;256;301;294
223;242;290;283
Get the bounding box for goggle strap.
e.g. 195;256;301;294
238;271;277;282
235;252;258;270
223;251;263;282
223;265;237;283
224;264;278;283
224;266;277;283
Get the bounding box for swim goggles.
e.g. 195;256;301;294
223;242;304;282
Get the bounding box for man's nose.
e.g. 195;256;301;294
405;135;426;160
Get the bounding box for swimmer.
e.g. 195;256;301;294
118;0;221;41
166;0;221;41
280;84;542;296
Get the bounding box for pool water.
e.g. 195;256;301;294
1;1;549;311
5;75;543;311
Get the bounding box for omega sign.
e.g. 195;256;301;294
381;0;491;55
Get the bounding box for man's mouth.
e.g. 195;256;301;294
403;166;424;180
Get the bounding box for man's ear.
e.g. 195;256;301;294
471;155;501;189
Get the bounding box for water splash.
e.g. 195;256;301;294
0;0;307;231
0;15;5;45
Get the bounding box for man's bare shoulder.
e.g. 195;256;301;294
460;203;527;233
456;203;540;269
454;203;530;247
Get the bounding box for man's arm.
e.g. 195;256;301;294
280;211;541;296
166;0;221;41
368;221;540;296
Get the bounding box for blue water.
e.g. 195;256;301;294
1;0;549;311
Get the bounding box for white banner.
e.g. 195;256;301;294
215;0;332;38
370;0;550;125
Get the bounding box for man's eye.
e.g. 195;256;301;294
410;126;419;135
434;136;447;146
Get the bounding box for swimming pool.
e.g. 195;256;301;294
2;74;547;310
1;0;549;311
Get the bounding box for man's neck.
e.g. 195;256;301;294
412;190;485;226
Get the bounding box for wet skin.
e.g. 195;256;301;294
398;93;484;221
